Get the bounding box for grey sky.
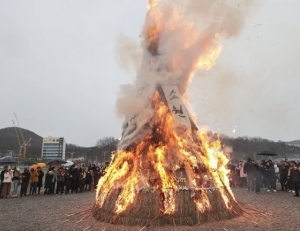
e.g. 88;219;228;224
0;0;299;147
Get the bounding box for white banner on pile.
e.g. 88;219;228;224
161;85;191;133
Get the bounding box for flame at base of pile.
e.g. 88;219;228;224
92;86;242;226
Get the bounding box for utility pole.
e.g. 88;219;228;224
68;152;75;161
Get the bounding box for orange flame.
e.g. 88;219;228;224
95;0;236;216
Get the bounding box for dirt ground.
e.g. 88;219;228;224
0;188;300;231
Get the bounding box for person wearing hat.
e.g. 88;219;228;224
287;161;300;197
11;167;21;197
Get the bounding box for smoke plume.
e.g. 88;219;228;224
115;0;257;137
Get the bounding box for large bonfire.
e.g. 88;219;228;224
93;0;248;226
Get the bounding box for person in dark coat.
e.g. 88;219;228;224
56;167;65;195
287;161;300;197
79;168;86;193
85;170;93;191
0;166;8;198
20;168;31;197
253;161;263;193
44;170;54;195
243;158;255;192
65;172;72;194
278;160;289;191
93;167;101;188
263;160;276;192
37;167;44;195
70;164;80;193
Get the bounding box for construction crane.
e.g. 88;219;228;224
14;113;31;159
22;138;32;158
12;119;23;158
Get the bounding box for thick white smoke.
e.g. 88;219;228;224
115;0;257;147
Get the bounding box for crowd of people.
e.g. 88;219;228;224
2;158;300;199
0;162;110;198
228;158;300;197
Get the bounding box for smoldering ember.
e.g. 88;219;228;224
92;0;251;227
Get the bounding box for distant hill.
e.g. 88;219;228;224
221;136;300;161
0;127;43;158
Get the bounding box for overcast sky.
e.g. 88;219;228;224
0;0;299;147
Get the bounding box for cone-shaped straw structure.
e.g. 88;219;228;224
92;0;245;226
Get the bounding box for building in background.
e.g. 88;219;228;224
41;136;66;160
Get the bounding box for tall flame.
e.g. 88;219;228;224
95;0;238;218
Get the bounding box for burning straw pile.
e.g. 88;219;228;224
92;0;254;227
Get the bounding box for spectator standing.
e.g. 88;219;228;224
11;168;21;197
79;168;86;193
243;158;255;192
0;166;8;198
20;168;31;197
44;170;54;195
37;167;44;194
93;167;101;188
264;160;276;192
56;167;65;195
85;170;93;191
51;167;57;194
287;161;300;197
29;168;39;195
65;171;72;194
278;160;289;191
71;164;80;194
237;161;247;187
1;166;13;198
253;161;263;193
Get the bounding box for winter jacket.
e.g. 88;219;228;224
56;172;65;182
30;170;39;183
288;166;300;182
12;170;21;181
86;172;93;184
238;163;247;177
37;170;44;187
21;171;31;184
44;171;54;188
263;165;275;179
253;164;263;179
0;170;5;182
278;164;289;177
243;162;254;175
3;171;13;183
65;174;72;186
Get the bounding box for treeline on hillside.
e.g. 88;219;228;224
1;127;299;162
221;136;300;161
66;137;118;163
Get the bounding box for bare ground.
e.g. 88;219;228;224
0;188;300;231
